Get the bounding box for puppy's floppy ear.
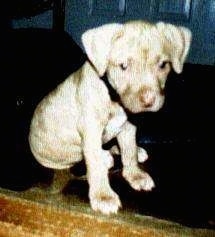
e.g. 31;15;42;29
82;23;123;76
156;22;192;74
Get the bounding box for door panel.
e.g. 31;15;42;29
89;0;126;16
11;0;215;65
152;0;192;21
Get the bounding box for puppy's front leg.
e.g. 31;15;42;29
102;103;127;143
117;121;155;191
83;121;121;214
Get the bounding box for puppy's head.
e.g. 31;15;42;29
82;21;192;113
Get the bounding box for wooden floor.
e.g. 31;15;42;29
0;188;214;237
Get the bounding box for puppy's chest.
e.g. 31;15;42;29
90;93;112;124
94;104;111;125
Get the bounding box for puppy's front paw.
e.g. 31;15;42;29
90;190;121;215
123;167;155;191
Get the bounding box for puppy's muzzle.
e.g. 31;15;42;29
139;89;156;108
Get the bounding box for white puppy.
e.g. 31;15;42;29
29;21;191;214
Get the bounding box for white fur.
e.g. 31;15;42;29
29;21;191;214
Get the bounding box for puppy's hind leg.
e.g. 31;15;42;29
30;168;72;194
137;147;149;163
47;168;71;194
109;145;149;163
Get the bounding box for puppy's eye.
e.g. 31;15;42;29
158;61;169;70
120;63;127;71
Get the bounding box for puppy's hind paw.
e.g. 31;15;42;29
137;147;149;163
123;168;155;191
102;150;114;169
90;190;121;215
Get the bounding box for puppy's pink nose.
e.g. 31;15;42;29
139;90;156;108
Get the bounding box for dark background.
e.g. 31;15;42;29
0;0;215;229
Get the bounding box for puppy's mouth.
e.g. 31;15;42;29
100;74;165;113
120;94;165;114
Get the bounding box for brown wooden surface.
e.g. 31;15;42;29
0;189;214;237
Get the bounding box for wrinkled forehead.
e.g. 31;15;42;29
110;24;167;64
